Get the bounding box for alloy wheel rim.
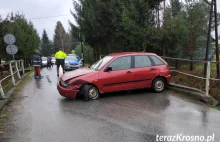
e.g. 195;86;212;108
155;80;164;91
89;88;98;99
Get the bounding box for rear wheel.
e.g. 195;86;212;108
152;77;166;93
83;85;100;102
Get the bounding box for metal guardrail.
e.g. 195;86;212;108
168;62;211;98
162;57;220;99
0;60;25;99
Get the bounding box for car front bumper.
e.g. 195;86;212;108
57;84;79;99
65;65;82;70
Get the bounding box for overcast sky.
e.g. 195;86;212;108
0;0;76;40
0;0;220;40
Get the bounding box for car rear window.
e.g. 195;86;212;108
134;56;152;68
150;56;165;65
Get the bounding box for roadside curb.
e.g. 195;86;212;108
167;83;219;106
0;74;26;110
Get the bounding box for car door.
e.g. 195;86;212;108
129;55;158;89
99;56;133;93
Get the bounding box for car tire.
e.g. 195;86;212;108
83;85;100;102
83;85;90;102
152;77;166;93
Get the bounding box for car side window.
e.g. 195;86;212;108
134;56;152;68
108;56;131;71
150;56;165;65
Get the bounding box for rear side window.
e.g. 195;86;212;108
150;56;165;65
134;56;152;68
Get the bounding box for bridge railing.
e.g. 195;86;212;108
0;60;25;99
161;56;220;101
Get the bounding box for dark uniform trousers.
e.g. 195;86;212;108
56;59;65;75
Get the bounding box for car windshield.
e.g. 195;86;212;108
90;56;114;71
66;56;80;61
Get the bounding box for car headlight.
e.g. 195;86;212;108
65;63;70;66
60;81;68;87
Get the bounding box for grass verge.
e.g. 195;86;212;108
0;69;34;134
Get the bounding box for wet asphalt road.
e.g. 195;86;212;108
0;67;220;142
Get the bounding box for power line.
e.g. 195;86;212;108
29;14;72;20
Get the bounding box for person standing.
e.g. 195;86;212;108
47;55;52;69
32;52;42;79
55;48;67;76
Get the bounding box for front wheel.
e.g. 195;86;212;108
83;85;100;102
152;78;166;93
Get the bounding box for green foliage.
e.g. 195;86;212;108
0;114;8;119
70;0;162;61
41;29;54;56
68;0;219;59
53;21;73;53
164;13;189;57
74;44;94;64
0;13;40;60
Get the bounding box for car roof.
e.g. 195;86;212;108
108;52;157;57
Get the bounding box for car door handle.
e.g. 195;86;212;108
126;71;132;74
150;68;156;71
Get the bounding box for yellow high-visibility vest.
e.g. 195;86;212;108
55;50;67;59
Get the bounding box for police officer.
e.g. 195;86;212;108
55;48;67;76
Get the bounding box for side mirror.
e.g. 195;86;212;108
104;67;112;72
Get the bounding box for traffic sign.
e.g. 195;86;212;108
4;34;16;45
6;45;18;55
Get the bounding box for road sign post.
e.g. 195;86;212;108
4;34;17;60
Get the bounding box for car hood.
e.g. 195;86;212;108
61;68;95;81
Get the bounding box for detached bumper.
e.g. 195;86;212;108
57;84;79;99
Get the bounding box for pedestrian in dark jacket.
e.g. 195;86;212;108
47;56;52;69
32;52;42;79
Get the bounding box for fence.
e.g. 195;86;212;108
0;60;25;99
162;57;220;101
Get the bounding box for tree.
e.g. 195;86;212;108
0;13;40;64
54;21;71;53
41;29;50;56
74;44;94;64
70;0;162;61
0;16;5;62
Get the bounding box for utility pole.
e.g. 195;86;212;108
162;0;166;56
214;0;220;78
204;0;213;77
80;33;84;66
157;4;160;28
189;5;194;71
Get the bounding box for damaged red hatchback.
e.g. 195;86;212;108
57;52;171;101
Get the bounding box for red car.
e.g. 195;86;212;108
0;64;9;75
57;52;171;101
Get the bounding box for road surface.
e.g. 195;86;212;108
0;67;220;142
